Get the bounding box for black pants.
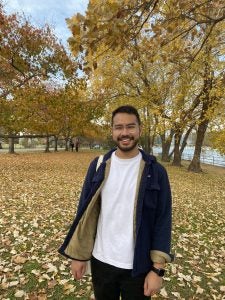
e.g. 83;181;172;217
91;256;150;300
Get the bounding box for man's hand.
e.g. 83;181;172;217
71;260;87;280
144;271;163;296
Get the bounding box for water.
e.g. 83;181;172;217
152;146;225;167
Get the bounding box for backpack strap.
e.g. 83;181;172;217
96;154;104;171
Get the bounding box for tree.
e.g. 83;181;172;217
0;3;77;98
66;0;225;69
188;21;225;171
66;1;225;172
210;130;225;155
0;2;78;153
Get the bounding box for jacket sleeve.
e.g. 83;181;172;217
76;157;99;214
58;157;98;259
150;164;173;263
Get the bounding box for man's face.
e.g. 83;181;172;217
112;113;141;152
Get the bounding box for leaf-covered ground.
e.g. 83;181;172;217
0;151;224;300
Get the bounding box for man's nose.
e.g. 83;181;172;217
121;126;129;134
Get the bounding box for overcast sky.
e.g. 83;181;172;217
3;0;89;46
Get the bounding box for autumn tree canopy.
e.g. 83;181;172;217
0;2;77;99
0;2;102;151
67;0;225;69
65;0;225;172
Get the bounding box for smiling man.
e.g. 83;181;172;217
112;110;140;155
59;105;173;300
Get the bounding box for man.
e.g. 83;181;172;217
59;105;173;299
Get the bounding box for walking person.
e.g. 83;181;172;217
59;105;173;299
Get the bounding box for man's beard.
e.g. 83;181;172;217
115;135;139;152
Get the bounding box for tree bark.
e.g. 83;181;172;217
188;58;213;172
45;136;50;152
8;137;15;154
143;134;151;153
171;125;195;166
172;132;182;166
180;125;195;156
161;130;174;162
188;120;209;172
65;138;69;151
54;136;58;152
161;141;171;161
149;136;154;155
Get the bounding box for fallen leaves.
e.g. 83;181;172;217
12;256;28;264
0;152;224;299
0;152;94;299
14;290;26;298
165;162;225;299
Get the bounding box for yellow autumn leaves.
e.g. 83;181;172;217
0;151;224;299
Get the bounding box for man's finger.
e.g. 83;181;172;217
144;281;152;296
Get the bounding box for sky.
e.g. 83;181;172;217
3;0;89;46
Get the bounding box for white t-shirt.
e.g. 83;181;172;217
92;151;142;269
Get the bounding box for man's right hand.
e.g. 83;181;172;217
71;260;87;280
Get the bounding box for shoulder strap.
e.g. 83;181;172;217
96;154;104;171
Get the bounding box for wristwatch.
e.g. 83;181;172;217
151;266;165;277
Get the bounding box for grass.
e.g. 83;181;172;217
0;150;224;300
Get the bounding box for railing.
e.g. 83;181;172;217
153;146;225;168
181;153;225;167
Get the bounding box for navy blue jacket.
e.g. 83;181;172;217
59;148;172;277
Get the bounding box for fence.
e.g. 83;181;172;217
181;153;225;167
153;146;225;168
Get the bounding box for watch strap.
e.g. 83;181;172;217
151;265;165;277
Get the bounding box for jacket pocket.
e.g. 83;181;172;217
144;184;160;209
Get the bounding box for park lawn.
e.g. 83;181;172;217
0;151;224;300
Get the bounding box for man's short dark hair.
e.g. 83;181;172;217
112;105;141;125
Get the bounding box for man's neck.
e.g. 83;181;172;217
115;147;140;159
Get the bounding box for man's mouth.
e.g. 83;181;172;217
118;136;134;143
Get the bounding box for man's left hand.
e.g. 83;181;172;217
144;271;163;296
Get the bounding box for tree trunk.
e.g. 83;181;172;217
172;132;182;166
45;136;50;152
161;141;171;161
161;130;174;162
65;138;69;151
54;136;58;152
149;134;155;155
180;125;195;156
188;61;213;172
168;148;174;160
188;120;209;172
143;134;151;153
8;137;15;154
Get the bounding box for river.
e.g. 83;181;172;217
152;146;225;167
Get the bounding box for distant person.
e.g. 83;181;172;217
59;105;173;299
0;142;2;149
70;140;74;152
